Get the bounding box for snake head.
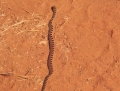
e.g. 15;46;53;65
51;6;56;11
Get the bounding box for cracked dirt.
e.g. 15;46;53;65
0;0;120;91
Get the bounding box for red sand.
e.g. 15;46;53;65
0;0;120;91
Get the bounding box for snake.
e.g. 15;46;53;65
41;6;56;91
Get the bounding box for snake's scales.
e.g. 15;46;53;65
41;6;56;91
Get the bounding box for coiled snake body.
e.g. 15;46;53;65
41;6;56;91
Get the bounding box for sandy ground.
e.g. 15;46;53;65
0;0;120;91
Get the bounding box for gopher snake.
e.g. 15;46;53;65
41;6;56;91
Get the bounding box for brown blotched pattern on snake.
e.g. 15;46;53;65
41;6;56;91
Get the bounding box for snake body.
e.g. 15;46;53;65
41;6;56;91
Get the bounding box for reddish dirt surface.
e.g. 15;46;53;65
0;0;120;91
